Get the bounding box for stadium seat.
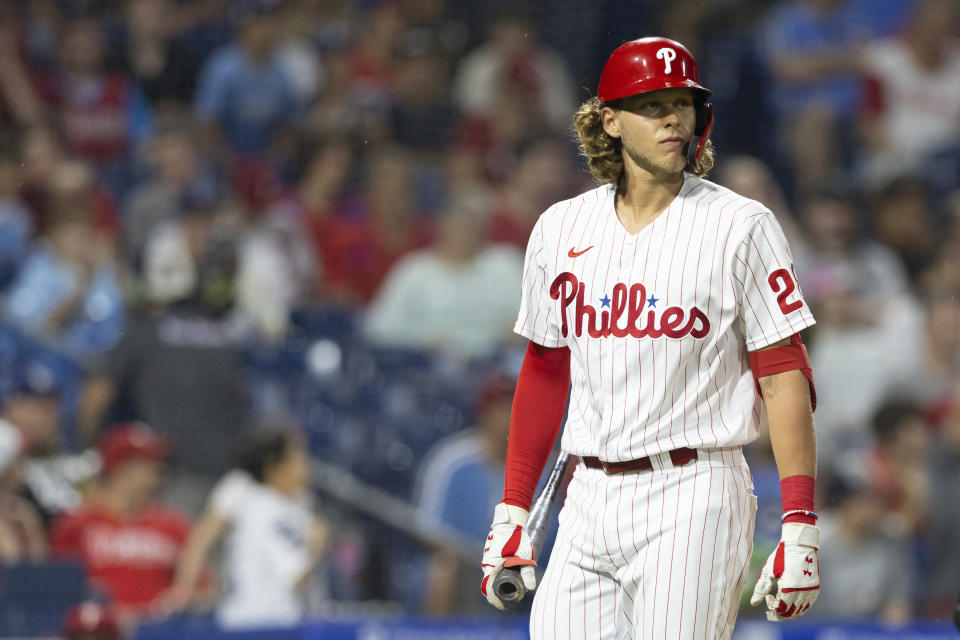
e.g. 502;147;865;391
0;561;89;637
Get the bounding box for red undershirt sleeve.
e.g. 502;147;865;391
502;341;571;510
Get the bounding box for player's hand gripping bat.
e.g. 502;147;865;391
493;452;574;608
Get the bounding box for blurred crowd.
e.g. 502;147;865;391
0;0;957;635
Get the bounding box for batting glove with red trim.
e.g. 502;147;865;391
750;523;821;621
480;503;537;610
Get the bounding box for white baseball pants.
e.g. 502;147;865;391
530;446;757;640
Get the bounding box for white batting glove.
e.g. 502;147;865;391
750;523;821;621
480;502;537;610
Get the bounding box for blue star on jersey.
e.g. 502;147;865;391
600;295;611;308
647;295;659;308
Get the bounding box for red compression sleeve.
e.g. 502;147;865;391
502;341;571;510
781;475;817;525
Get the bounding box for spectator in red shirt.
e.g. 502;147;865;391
50;424;193;618
14;12;156;202
300;146;432;305
278;137;354;233
35;13;154;170
345;1;402;108
18;128;119;241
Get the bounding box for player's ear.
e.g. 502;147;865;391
600;106;621;139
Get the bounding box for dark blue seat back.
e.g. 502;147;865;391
0;561;89;637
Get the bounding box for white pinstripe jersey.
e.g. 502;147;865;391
514;174;816;461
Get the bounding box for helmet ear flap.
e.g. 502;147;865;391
686;102;714;168
695;99;712;137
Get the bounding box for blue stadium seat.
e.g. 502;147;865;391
0;561;89;637
291;306;357;344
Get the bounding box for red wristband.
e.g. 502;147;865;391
780;474;816;525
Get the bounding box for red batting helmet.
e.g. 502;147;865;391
597;37;714;167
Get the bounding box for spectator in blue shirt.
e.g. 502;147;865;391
761;0;870;195
32;12;155;196
4;195;123;358
848;0;917;37
194;0;300;157
415;372;515;614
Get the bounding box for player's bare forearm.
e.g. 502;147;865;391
758;367;816;479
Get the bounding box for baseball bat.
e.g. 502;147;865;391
493;452;575;608
309;458;476;563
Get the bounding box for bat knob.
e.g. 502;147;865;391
493;567;527;608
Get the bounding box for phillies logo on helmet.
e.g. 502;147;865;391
656;47;676;74
550;272;710;339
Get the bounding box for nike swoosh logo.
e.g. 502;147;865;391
568;246;594;257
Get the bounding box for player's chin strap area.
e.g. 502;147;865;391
748;333;817;411
685;102;714;168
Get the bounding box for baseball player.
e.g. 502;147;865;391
480;37;821;639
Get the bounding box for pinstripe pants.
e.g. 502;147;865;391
530;447;757;640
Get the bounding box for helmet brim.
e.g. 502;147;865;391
599;78;711;104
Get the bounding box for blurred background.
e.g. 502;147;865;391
0;0;957;638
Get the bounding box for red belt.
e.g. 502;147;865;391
582;447;698;474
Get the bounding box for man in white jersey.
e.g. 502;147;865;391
480;37;822;638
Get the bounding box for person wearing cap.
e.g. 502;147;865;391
0;420;47;562
0;352;98;525
50;423;195;619
0;355;62;459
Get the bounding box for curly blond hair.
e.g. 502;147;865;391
572;97;715;185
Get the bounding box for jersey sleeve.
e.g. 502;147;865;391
208;471;254;521
513;214;564;347
731;212;816;351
